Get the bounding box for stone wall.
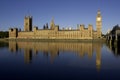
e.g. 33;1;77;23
17;31;34;39
9;25;98;39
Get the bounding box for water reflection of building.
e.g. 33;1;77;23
94;43;101;71
24;48;32;63
9;41;102;70
106;42;120;57
9;41;18;52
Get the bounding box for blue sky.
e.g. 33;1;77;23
0;0;120;34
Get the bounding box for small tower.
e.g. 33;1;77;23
96;10;102;38
9;28;18;39
24;16;32;31
50;17;55;30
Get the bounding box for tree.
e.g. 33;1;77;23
0;31;9;38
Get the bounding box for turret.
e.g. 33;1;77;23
80;24;85;31
24;16;32;31
9;28;18;39
33;26;38;32
50;18;55;30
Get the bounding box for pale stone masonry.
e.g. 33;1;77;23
9;10;102;39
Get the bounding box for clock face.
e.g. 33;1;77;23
97;17;101;21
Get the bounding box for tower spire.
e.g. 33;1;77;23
50;17;55;30
97;9;101;17
51;17;54;24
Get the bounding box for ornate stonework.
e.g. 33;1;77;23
96;10;102;38
9;10;102;39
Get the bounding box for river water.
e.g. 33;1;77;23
0;41;120;80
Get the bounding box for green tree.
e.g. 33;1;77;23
0;31;9;38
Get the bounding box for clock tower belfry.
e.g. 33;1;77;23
96;10;102;38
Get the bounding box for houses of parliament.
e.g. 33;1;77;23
9;10;102;39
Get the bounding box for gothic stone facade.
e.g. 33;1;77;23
9;10;102;39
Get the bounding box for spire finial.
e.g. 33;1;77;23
98;9;101;14
52;17;54;22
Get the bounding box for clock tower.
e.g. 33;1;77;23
96;10;102;38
